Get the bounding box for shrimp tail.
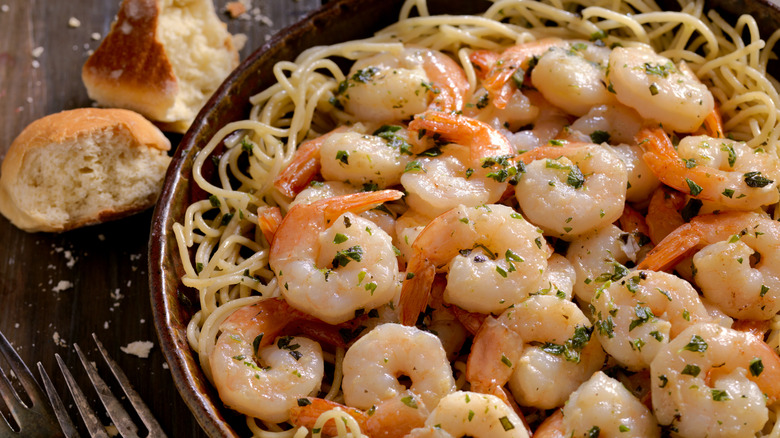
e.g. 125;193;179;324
409;111;514;161
289;397;368;435
273;139;322;198
398;253;436;326
466;317;522;395
422;50;469;113
469;49;499;80
320;189;404;223
533;408;566;438
636;222;701;271
257;206;283;244
703;103;724;138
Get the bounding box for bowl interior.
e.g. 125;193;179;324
149;0;780;436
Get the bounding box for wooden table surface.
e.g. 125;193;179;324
0;1;321;436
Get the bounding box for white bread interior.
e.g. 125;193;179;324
0;108;172;233
82;0;239;133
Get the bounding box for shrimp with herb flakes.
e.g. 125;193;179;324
269;190;403;324
650;323;780;438
411;391;530;438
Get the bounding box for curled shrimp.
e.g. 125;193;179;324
468;295;605;410
650;322;780;437
638;127;780;211
607;46;714;132
638;211;780;320
534;371;660;438
341;323;456;411
210;300;325;423
591;270;713;371
269;190;403;324
515;142;627;239
398;204;551;324
401;111;516;217
530;41;616;117
413;391;530;438
334;48;469;122
566;224;635;303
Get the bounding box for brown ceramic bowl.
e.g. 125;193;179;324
149;0;780;436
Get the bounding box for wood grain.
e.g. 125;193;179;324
0;1;320;436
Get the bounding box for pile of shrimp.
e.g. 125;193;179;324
174;0;780;437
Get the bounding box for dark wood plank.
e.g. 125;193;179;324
0;0;321;436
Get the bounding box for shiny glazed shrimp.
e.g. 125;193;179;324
468;295;605;410
210;301;324;423
341;323;456;411
269;190;403;324
416;391;530;438
566;224;634;303
401;111;516;217
530;42;616;117
534;371;660;438
591;270;713;371
398;204;551;323
638;211;780;320
336;48;469;122
515;143;627;239
607;46;714;132
650;323;780;437
639;128;780;210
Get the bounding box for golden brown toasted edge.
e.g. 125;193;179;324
82;0;178;123
0;108;172;233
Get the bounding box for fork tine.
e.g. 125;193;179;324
55;353;110;438
91;334;167;437
0;331;51;430
73;343;138;438
37;362;80;438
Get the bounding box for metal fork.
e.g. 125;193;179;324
0;330;63;437
37;333;167;438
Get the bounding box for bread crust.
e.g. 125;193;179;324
0;108;172;232
82;0;239;133
82;0;178;122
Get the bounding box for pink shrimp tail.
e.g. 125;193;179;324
533;409;566;438
398;253;436;326
422;50;470;113
636;222;701;272
409;111;514;161
320;189;404;223
257;206;283;244
274;126;350;197
469;49;500;80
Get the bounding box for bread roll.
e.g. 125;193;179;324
82;0;239;133
0;108;172;232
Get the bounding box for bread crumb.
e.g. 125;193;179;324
31;60;40;69
68;17;81;28
225;1;247;18
105;425;119;436
91;32;102;41
121;341;154;358
232;33;248;51
1;5;8;13
52;280;73;292
162;362;169;370
52;331;67;347
32;46;44;58
98;234;105;241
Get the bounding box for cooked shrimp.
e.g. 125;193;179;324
210;301;325;423
290;391;429;438
568;103;644;146
638;211;780;320
394;209;434;263
468;295;605;410
639;127;780;210
506;91;571;151
269;190;403;324
650;323;780;437
419;391;530;438
341;323;456;410
534;371;660;438
475;37;564;110
257;206;282;244
398;204;551;323
591;270;713;371
401;111;516;214
536;253;576;300
566;224;634;303
463;86;539;133
273;126;350;198
645;185;687;245
515;143;627;239
531;42;616;117
607;46;714;132
336;48;468;122
319;127;412;189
